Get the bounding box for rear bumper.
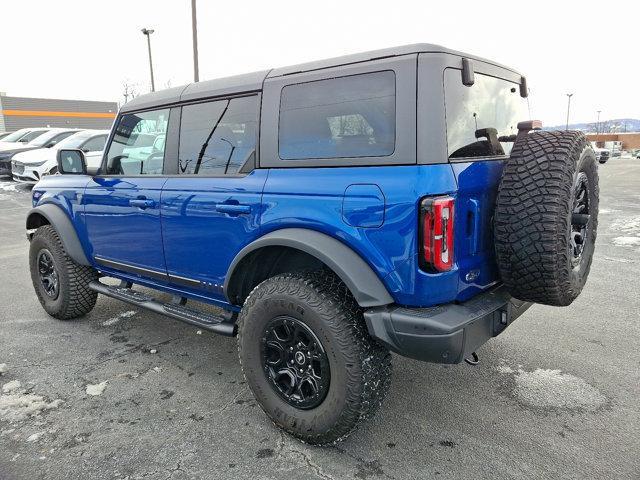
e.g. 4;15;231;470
364;286;532;363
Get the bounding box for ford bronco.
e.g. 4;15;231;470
26;44;598;444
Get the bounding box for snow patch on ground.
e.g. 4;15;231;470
85;381;107;396
26;432;45;442
599;208;618;214
2;380;21;393
0;384;64;423
612;236;640;247
611;216;640;234
602;256;634;263
102;310;136;326
0;181;19;193
496;365;515;374
609;216;640;248
497;366;605;411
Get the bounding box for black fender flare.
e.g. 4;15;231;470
224;228;394;308
26;204;90;266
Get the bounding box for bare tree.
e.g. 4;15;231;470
122;80;139;104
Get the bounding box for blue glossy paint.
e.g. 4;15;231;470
160;170;269;300
30;157;506;310
342;184;385;228
451;160;505;301
261;165;460;306
83;177;168;273
31;175;91;247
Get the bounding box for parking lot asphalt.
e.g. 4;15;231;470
1;157;639;480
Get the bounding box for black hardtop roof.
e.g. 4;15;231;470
120;43;520;113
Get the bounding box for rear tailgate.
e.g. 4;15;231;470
440;63;528;302
452;160;505;301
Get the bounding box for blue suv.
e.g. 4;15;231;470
26;44;599;444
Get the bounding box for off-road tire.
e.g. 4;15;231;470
29;225;98;319
237;270;392;445
494;131;598;306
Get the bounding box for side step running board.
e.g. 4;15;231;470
89;281;237;336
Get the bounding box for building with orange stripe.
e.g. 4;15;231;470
0;93;117;132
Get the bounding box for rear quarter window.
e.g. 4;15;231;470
278;71;396;160
444;69;526;159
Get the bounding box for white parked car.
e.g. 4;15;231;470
11;130;109;184
0;128;50;147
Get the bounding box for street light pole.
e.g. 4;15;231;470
565;93;573;131
141;28;156;92
596;110;601;136
191;0;200;82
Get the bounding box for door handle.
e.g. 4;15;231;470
130;198;155;209
468;199;481;254
215;204;251;215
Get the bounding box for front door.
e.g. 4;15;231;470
83;108;171;280
161;95;266;301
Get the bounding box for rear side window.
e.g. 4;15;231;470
105;109;169;175
178;96;258;175
444;69;527;159
279;71;395;160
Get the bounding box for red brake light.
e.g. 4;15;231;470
421;196;454;272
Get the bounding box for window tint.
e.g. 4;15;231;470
279;71;395;160
21;130;48;142
82;135;107;152
30;130;73;147
57;131;92;149
105;109;169;175
1;129;33;142
48;131;76;146
178;96;258;175
444;69;527;158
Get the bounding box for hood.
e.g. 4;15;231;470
12;147;57;164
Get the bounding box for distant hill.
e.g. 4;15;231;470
544;118;640;133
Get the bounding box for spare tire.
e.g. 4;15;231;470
494;131;599;306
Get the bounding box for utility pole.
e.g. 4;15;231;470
141;28;156;92
191;0;199;82
565;93;573;131
596;110;601;136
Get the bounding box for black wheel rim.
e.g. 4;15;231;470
260;316;330;410
37;249;59;298
570;173;590;268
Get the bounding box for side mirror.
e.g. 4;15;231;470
57;149;87;175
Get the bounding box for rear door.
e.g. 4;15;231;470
420;55;528;300
160;95;267;300
83;108;173;280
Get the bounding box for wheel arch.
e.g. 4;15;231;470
224;228;394;308
26;204;90;266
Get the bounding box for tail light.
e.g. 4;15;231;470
420;196;455;272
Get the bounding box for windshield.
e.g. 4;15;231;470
29;130;73;147
444;69;527;158
57;131;92;149
21;130;49;143
0;129;32;142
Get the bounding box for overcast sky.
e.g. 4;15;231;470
1;0;637;126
